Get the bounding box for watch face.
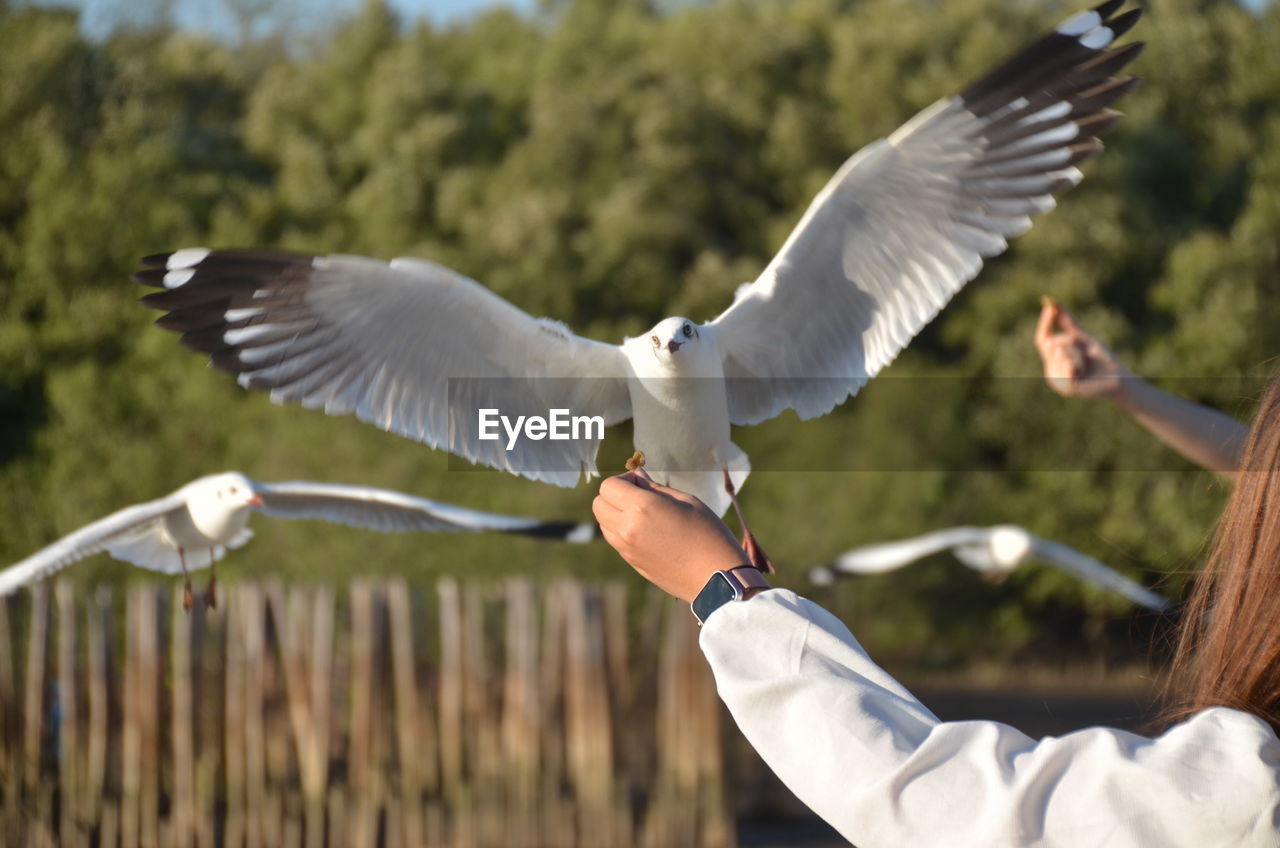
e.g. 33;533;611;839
692;571;739;624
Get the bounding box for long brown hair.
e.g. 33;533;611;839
1163;374;1280;733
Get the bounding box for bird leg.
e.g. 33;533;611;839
204;555;218;610
178;548;194;612
723;470;775;574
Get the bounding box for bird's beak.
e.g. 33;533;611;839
666;339;683;353
247;494;264;508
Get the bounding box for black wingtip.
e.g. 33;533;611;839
507;521;599;542
132;268;168;287
1076;108;1124;136
1076;40;1146;76
1092;0;1126;19
1107;8;1142;40
140;252;171;267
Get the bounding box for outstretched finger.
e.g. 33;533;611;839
1035;298;1060;352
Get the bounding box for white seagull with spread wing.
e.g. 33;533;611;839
1;472;595;610
808;524;1172;613
137;3;1143;571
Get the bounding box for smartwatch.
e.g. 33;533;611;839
691;566;770;625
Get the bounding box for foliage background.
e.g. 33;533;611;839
2;0;1277;671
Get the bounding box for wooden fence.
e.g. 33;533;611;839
0;578;738;848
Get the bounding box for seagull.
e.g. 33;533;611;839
135;3;1143;572
1;472;596;610
807;524;1172;613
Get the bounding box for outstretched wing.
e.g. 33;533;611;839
0;492;190;594
254;480;597;542
138;250;632;486
1032;537;1172;612
825;526;992;576
712;2;1143;424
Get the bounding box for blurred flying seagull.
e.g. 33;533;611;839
136;3;1143;571
0;472;595;610
808;525;1172;613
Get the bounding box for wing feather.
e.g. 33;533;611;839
0;493;190;594
829;527;992;575
139;251;632;486
712;3;1143;424
1032;537;1172;612
254;481;596;542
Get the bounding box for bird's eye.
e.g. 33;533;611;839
682;323;692;338
229;486;237;495
650;335;660;347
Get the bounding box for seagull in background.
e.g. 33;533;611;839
1;472;596;610
808;524;1172;613
136;3;1142;573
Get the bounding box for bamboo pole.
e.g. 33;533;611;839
538;582;571;848
502;579;539;848
139;587;161;848
278;585;336;848
386;579;426;848
85;587;111;840
170;587;196;848
563;583;617;848
195;600;220;848
462;583;500;846
347;581;377;848
308;587;334;848
0;596;15;843
121;587;141;848
23;583;49;801
224;588;246;848
260;582;290;848
239;586;267;848
436;579;465;846
55;582;79;845
640;600;691;848
101;798;119;848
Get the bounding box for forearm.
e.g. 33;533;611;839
1113;378;1247;476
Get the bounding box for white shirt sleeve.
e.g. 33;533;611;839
699;589;1280;848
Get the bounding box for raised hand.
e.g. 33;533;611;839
593;473;754;603
1034;298;1132;401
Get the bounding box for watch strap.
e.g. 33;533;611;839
727;565;769;597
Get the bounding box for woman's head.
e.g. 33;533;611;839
1165;376;1280;732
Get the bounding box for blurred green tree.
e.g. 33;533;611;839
1;0;1276;670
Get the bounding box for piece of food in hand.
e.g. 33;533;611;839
1040;295;1059;312
626;450;654;481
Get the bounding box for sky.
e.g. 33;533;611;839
24;0;1272;44
27;0;541;42
407;0;535;23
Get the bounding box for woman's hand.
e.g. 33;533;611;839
593;473;753;603
1034;299;1132;402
